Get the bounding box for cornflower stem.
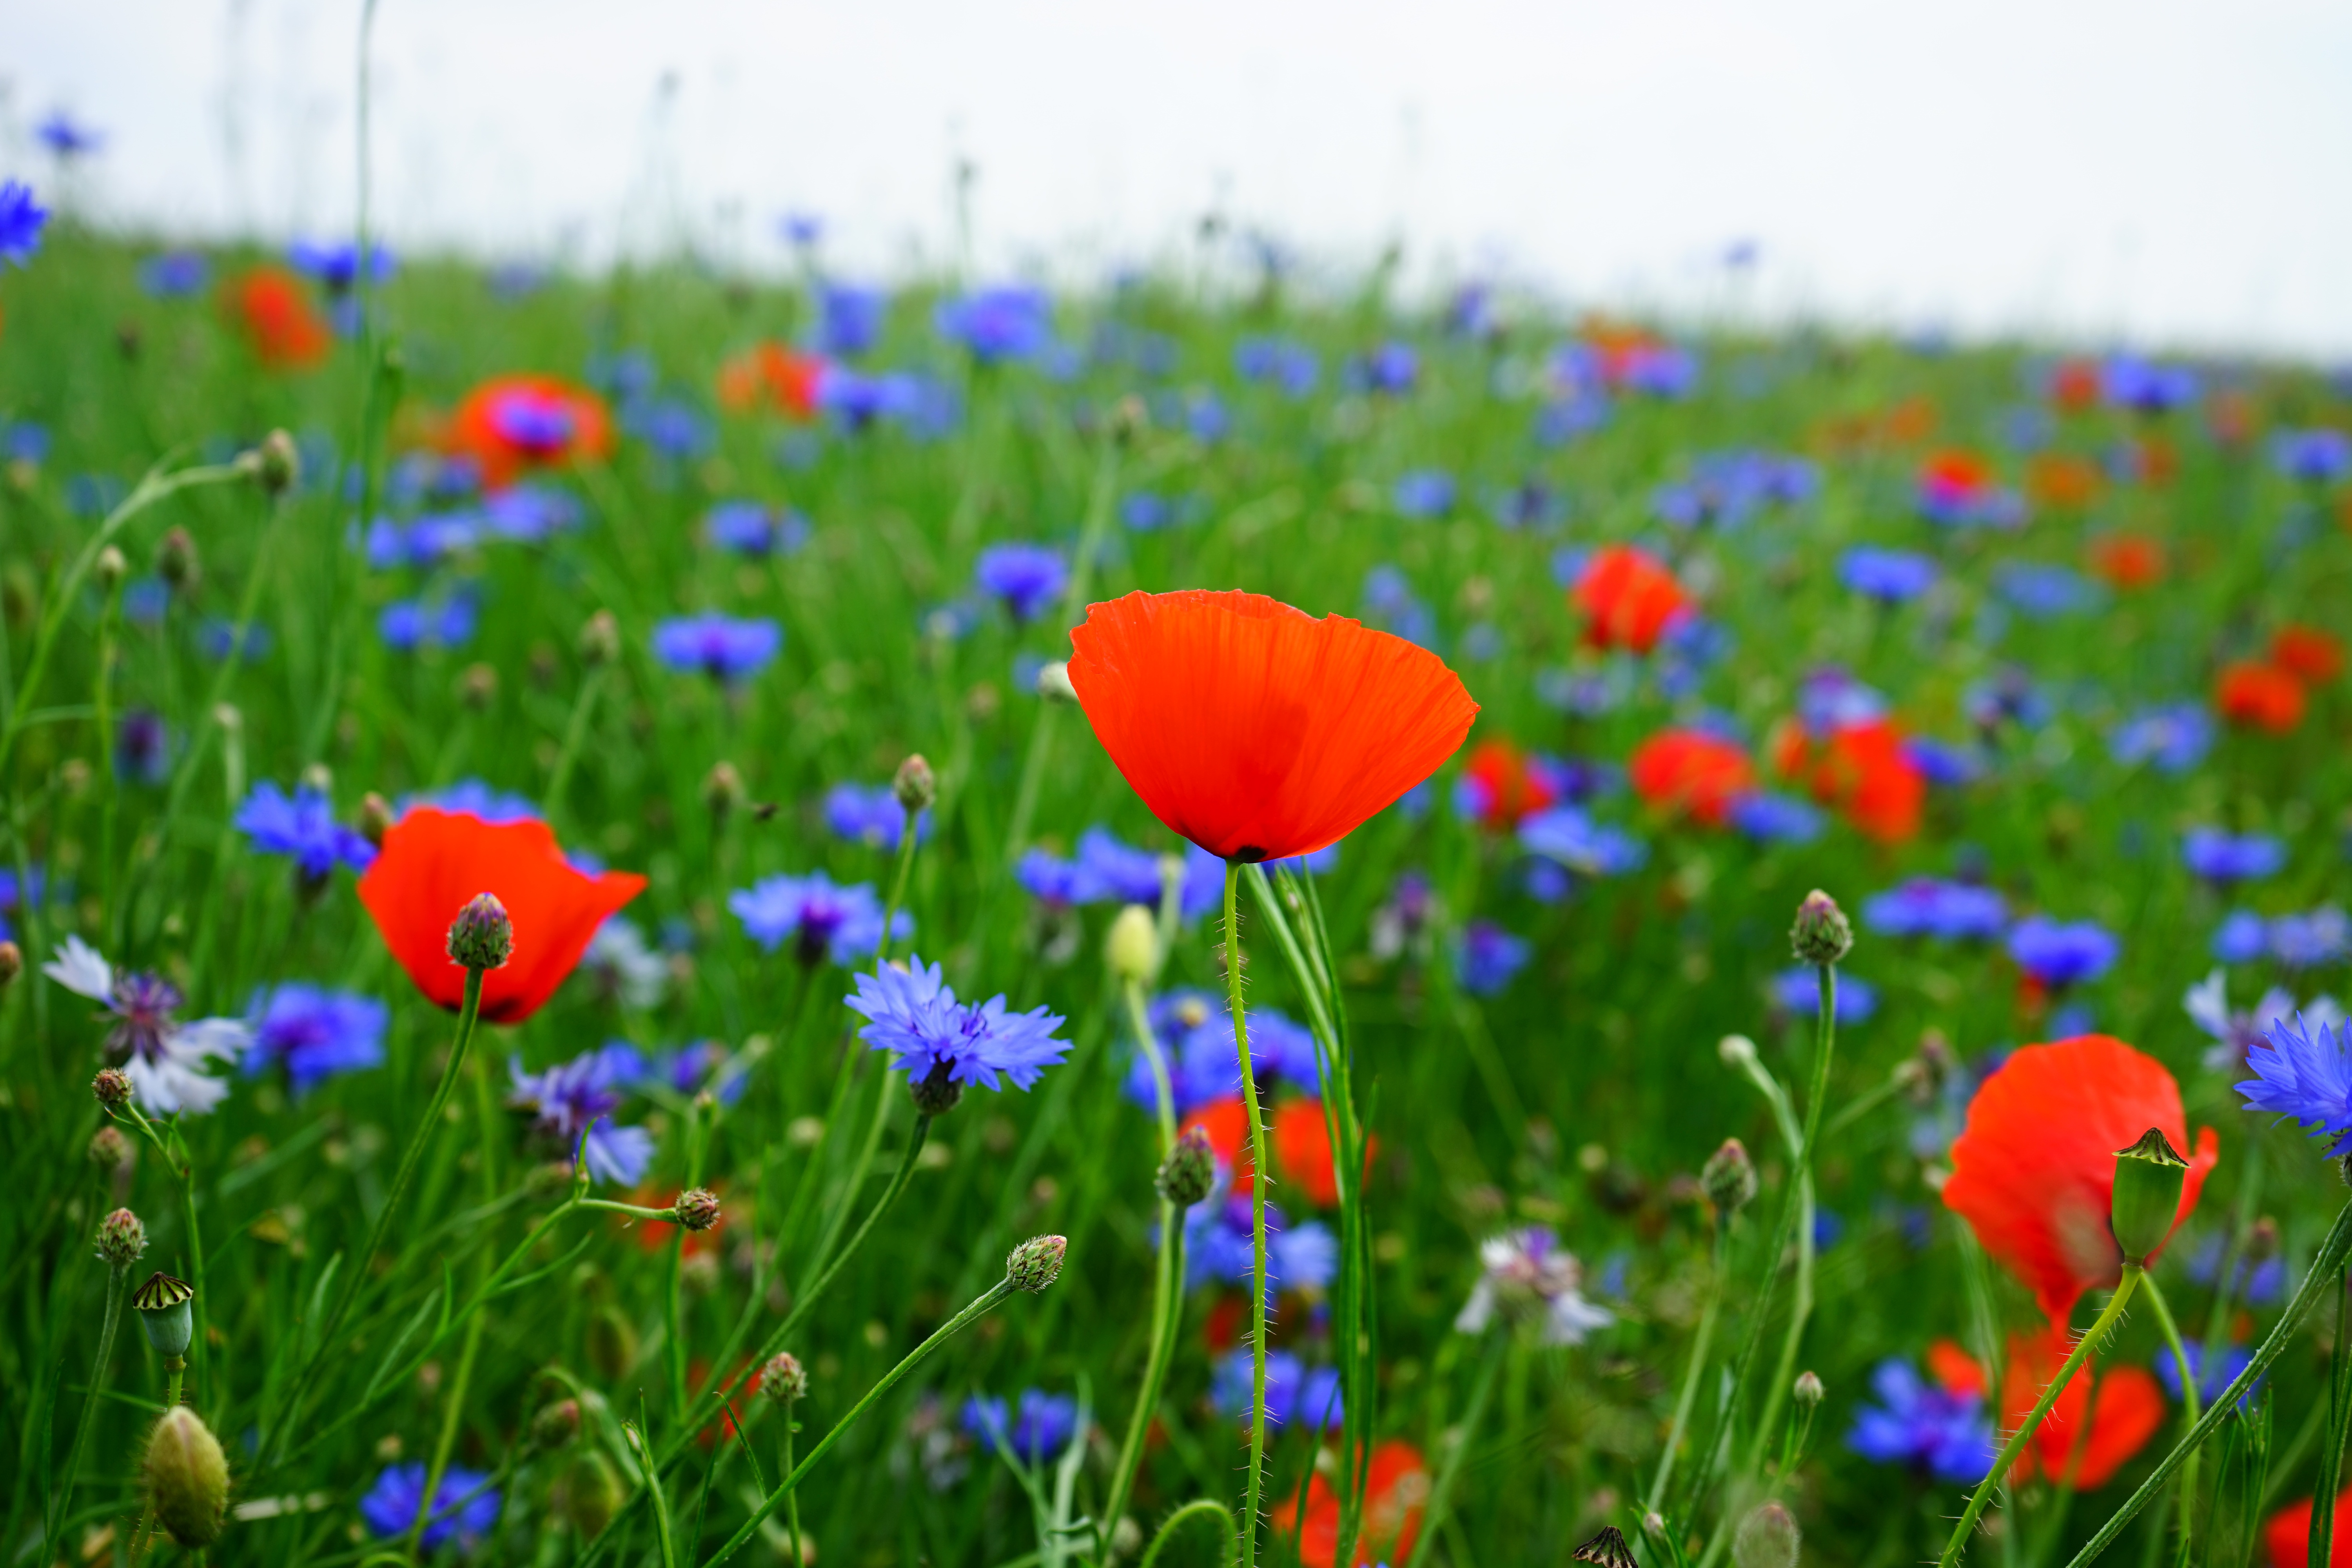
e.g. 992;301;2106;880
94;572;122;946
626;1418;681;1568
1939;1265;2145;1568
1223;860;1269;1568
1403;1330;1508;1568
1102;979;1185;1554
1644;1225;1730;1517
1139;1500;1239;1568
2134;1271;2203;1558
778;1405;803;1568
270;965;486;1460
543;665;609;828
876;813;921;965
2314;1269;2352;1568
701;1278;1017;1566
45;1262;129;1552
117;1103;210;1405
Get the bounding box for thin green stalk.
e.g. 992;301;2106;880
2137;1272;2203;1560
626;1418;681;1568
406;1309;486;1557
93;571;122;946
543;665;610;829
1940;1266;2145;1568
1102;979;1185;1553
1403;1331;1507;1568
877;801;922;964
1224;861;1268;1568
44;1262;129;1551
2313;1270;2352;1568
1140;1501;1239;1568
1646;1226;1730;1516
777;1402;802;1568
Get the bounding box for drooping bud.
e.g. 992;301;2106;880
143;1406;229;1548
892;753;936;813
133;1271;196;1356
250;428;299;495
1034;661;1079;703
529;1398;582;1451
1701;1137;1758;1221
909;1058;965;1116
97;1207;148;1268
1717;1034;1758;1070
1572;1526;1639;1568
94;1067;132;1108
673;1189;722;1232
1732;1501;1801;1568
358;792;394;849
0;939;20;989
156;526;200;594
702;762;744;822
446;892;514;972
1155;1125;1216;1208
1793;1369;1824;1407
1107;904;1159;984
90;1124;134;1171
95;545;128;593
1005;1234;1068;1293
1790;889;1853;965
578;609;620;667
759;1352;808;1406
2111;1127;2189;1264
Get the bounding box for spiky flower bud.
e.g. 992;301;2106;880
578;609;621;667
1793;1369;1824;1407
358;791;394;848
97;1207;148;1268
133;1271;196;1356
2112;1127;2189;1264
156;526;200;593
249;428;300;495
759;1352;808;1406
0;938;20;989
1005;1234;1068;1293
144;1406;229;1548
96;545;127;592
1034;661;1078;704
90;1124;133;1170
1701;1137;1758;1220
673;1188;722;1232
1107;904;1159;984
529;1398;582;1451
94;1067;132;1107
446;892;514;972
1155;1125;1216;1208
1733;1502;1801;1568
910;1058;965;1116
1572;1526;1639;1568
702;762;744;821
893;753;936;813
1790;889;1853;965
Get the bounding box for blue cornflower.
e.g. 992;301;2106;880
1076;826;1176;905
652;613;782;682
823;782;930;851
480;485;581;542
1361;564;1436;646
378;594;477;653
234;782;375;879
935;285;1053;363
1965;666;2052;733
507;1047;655;1186
1729;793;1826;845
1347;342;1419;396
2239;1013;2352;1156
2103;356;2200;414
1211;1348;1341;1432
645;1040;748;1104
730;872;907;966
815;366;927;430
705;501;810;557
779;211;824;247
2213;909;2269;964
287;240;394;291
140;252;209;299
973;543;1067;622
245;984;388;1094
817;282;889;357
2182;829;2285;885
1393;470;1457;518
0;181;50;267
2273;429;2352;486
1122;994;1319;1112
1861;878;2005;942
1517;806;1648;877
962;1390;1080;1464
843;954;1069;1100
1839;547;1939;603
117;709;172;785
2185;967;2304;1073
1455;921;1531;998
1774;967;1877;1023
2008;916;2120;988
403;779;539;824
2154;1342;2258;1407
2111;703;2215;773
626;399;715;459
1234;337;1319;397
1847;1359;1995;1482
1490;479;1564;530
365;512;479;571
1185;1188;1337;1300
35;111;103;157
358;1463;501;1552
198;618;271;662
1994;562;2097;618
2271;907;2352;970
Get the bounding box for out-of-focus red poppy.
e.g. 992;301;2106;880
357;807;646;1025
2115;437;2179;487
2216;661;2307;733
1459;739;1557;831
446;374;614;490
1183;1096;1254;1191
1572;546;1689;654
1066;590;1478;864
1272;1097;1376;1208
1273;1440;1427;1568
1629;729;1753;826
1928;1331;2163;1490
2027;454;2103;510
1919;449;1993;507
2049;359;2102;412
2086;534;2167;590
2267;1488;2352;1568
1771;718;1924;844
2270;624;2345;684
718;342;826;418
1942;1035;2218;1327
2209;391;2258;450
227;266;331;370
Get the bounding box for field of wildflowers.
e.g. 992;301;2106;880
5;129;2352;1568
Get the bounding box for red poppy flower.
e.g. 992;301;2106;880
2027;454;2103;511
1459;739;1557;831
1769;718;1924;844
1928;1330;2164;1490
2270;624;2345;684
2049;359;2102;412
2086;533;2167;590
1920;449;1994;507
227;267;331;371
357;807;646;1025
446;374;614;490
1572;545;1689;654
1942;1035;2218;1327
1066;590;1478;863
2216;661;2307;733
1274;1440;1427;1568
2267;1488;2352;1568
1272;1097;1377;1208
718;342;826;419
1629;729;1753;826
1183;1096;1254;1191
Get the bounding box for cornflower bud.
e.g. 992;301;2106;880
0;938;20;990
1717;1034;1758;1070
1107;904;1158;984
1034;661;1078;704
358;791;394;849
703;762;744;821
97;1207;148;1267
1733;1501;1801;1568
133;1271;196;1356
459;662;499;709
1701;1137;1758;1221
94;1067;132;1108
89;1124;133;1170
1793;1369;1824;1407
892;753;936;813
759;1352;808;1406
530;1398;582;1451
446;891;514;972
578;608;620;667
250;428;299;495
1005;1234;1068;1293
560;1450;624;1538
1155;1125;1216;1208
673;1188;722;1232
156;526;200;593
96;545;127;593
1573;1526;1639;1568
1790;889;1853;965
2111;1127;2189;1264
144;1406;229;1548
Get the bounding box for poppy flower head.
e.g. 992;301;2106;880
717;342;826;419
2049;359;2103;412
226;266;331;371
357;808;647;1025
1629;729;1754;826
1942;1034;2218;1325
1460;739;1558;831
2267;1489;2352;1568
1920;449;1993;504
1572;545;1690;653
2086;533;2167;591
448;374;613;490
1929;1329;2163;1490
2270;624;2345;685
1272;1097;1377;1208
2027;454;2103;511
2216;661;2307;733
1771;717;1924;844
1065;590;1478;864
1274;1439;1427;1568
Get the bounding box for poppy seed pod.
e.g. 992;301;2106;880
673;1188;722;1232
1790;888;1853;965
144;1406;229;1548
759;1352;808;1406
560;1449;624;1538
1155;1125;1216;1208
1572;1526;1639;1568
132;1271;196;1356
2111;1126;2189;1264
446;891;515;972
1106;904;1158;984
1701;1137;1758;1220
892;753;935;813
1005;1234;1068;1293
97;1207;148;1267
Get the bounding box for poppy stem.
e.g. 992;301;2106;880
1405;1329;1509;1568
1102;979;1186;1557
2312;1268;2352;1568
1938;1264;2143;1568
1644;1223;1729;1518
1223;859;1269;1568
43;1261;128;1554
2132;1271;2201;1557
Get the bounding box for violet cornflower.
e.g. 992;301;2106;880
730;872;907;966
2181;829;2285;886
507;1046;655;1185
651;613;782;682
358;1463;501;1551
973;543;1067;624
961;1390;1080;1464
2007;916;2120;988
1452;1228;1615;1344
44;935;249;1114
234;782;376;880
844;955;1069;1103
1861;878;2007;942
245;984;388;1094
1847;1359;1994;1482
2238;1013;2352;1158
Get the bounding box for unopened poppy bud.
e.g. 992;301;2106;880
94;1067;132;1107
1733;1501;1801;1568
1793;1369;1824;1407
1035;661;1078;703
2247;1216;2281;1262
1790;889;1852;965
529;1397;582;1451
156;526;200;593
1718;1034;1758;1070
893;753;936;813
1573;1525;1639;1568
759;1352;808;1406
578;608;620;667
673;1188;722;1232
96;545;127;592
248;428;299;495
97;1207;148;1268
1155;1125;1216;1208
1107;904;1158;984
703;761;744;821
0;939;19;989
1701;1137;1758;1220
446;891;514;972
358;792;394;848
144;1406;229;1548
560;1449;624;1538
133;1271;196;1356
2111;1126;2189;1264
1005;1233;1068;1293
90;1124;133;1170
910;1058;964;1116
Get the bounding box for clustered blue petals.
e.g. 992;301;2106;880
2238;1013;2352;1158
1847;1359;1994;1482
846;955;1069;1094
233;782;377;878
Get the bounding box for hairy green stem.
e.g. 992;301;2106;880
45;1263;129;1551
1102;978;1185;1555
2315;1270;2352;1568
1224;861;1269;1568
2136;1272;2202;1560
1140;1501;1239;1568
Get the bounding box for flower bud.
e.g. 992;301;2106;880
0;939;20;990
2111;1127;2189;1264
1793;1369;1824;1407
759;1352;808;1406
892;753;936;813
1107;394;1149;445
529;1398;582;1452
133;1271;196;1356
909;1058;965;1116
90;1124;133;1170
1107;905;1158;984
1717;1034;1758;1070
358;791;394;848
1155;1125;1216;1208
703;762;744;821
2247;1215;2281;1263
249;428;300;495
1005;1233;1068;1293
673;1188;722;1232
1034;661;1078;704
1573;1526;1638;1568
446;891;514;972
156;526;201;593
144;1406;229;1548
578;609;620;667
1790;889;1853;965
94;1067;132;1107
96;545;127;593
458;662;499;709
1701;1137;1758;1220
1733;1501;1801;1568
559;1449;624;1538
97;1207;148;1268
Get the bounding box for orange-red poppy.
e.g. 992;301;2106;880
357;808;646;1025
2027;454;2103;511
2267;1488;2352;1568
2270;624;2345;685
1459;739;1557;831
1943;1035;2218;1327
1572;545;1689;653
446;374;614;490
2216;661;2307;733
1920;448;1993;499
718;342;826;418
2049;359;2102;413
1183;1097;1254;1191
1065;590;1478;864
2086;534;2167;591
1928;1330;2163;1490
226;266;331;371
1274;1440;1428;1568
1629;729;1753;826
1771;718;1924;844
1272;1097;1377;1208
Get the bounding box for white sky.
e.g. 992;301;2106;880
8;0;2351;358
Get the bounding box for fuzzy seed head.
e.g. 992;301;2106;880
145;1406;229;1548
446;891;514;972
673;1188;722;1232
759;1352;808;1405
1790;888;1853;965
97;1207;148;1267
1005;1233;1068;1293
